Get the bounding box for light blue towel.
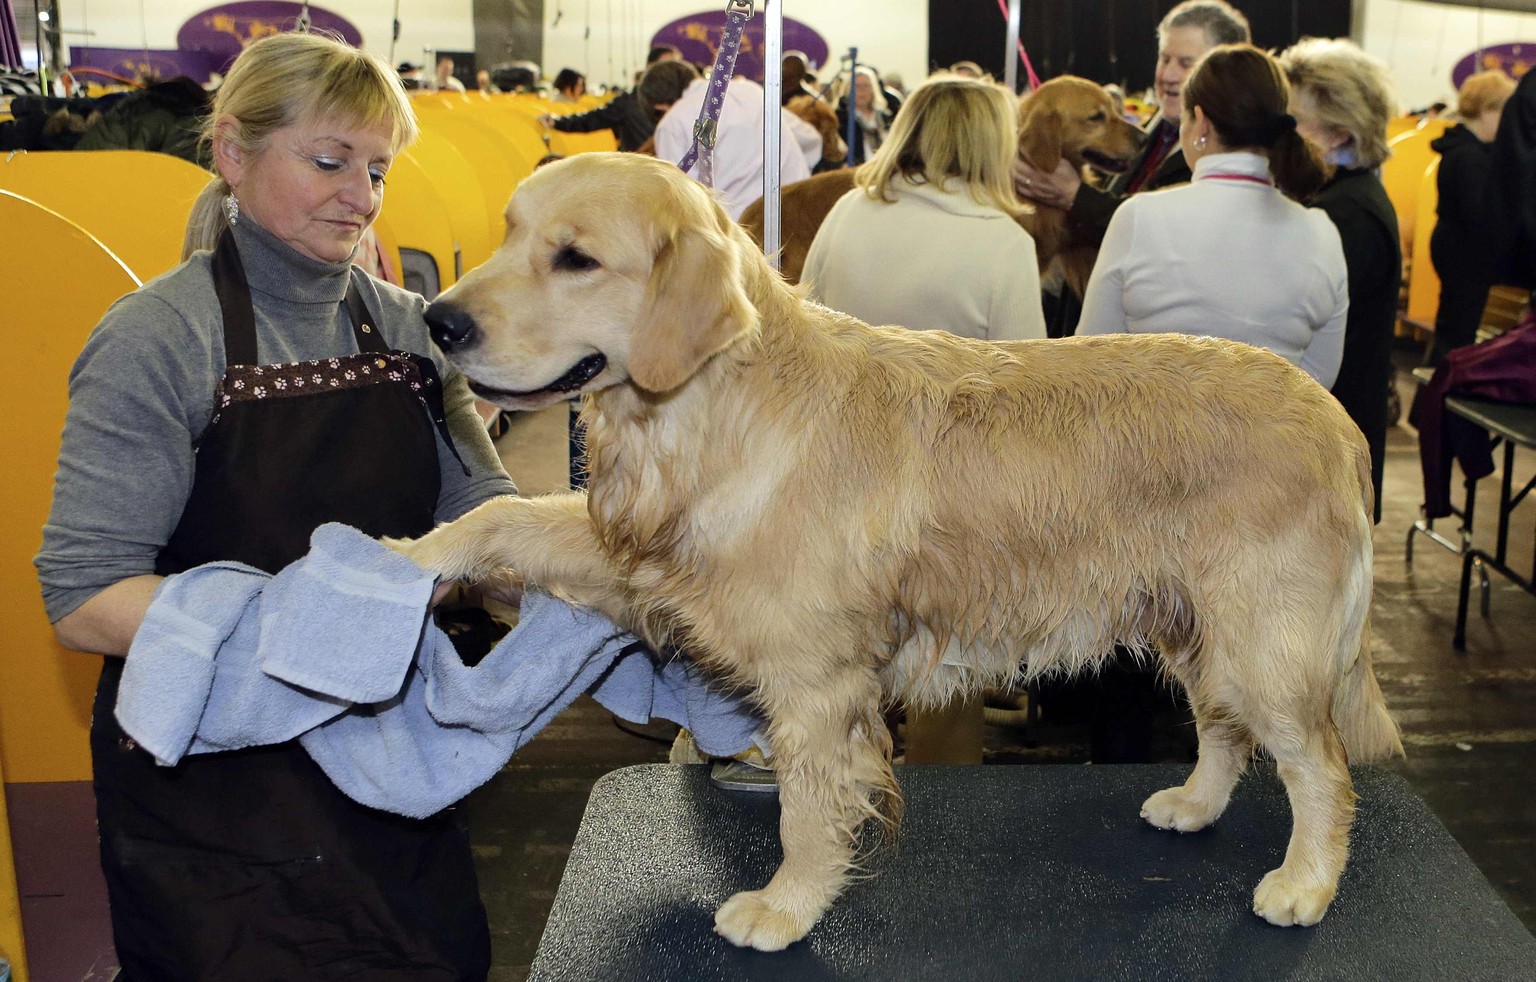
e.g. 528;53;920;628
259;523;436;703
116;523;762;819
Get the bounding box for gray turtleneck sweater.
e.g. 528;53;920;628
36;218;517;623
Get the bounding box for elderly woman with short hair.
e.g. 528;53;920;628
1280;36;1403;523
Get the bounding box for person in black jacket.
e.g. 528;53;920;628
538;48;679;152
1015;0;1250;250
1428;70;1518;364
540;88;653;151
1280;38;1403;524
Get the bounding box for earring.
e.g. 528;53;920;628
224;193;239;227
1196;135;1207;150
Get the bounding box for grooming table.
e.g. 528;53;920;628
529;764;1536;981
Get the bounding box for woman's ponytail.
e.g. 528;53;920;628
181;176;232;261
1184;45;1331;200
1267;125;1329;201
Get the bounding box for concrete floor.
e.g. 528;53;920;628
470;371;1536;979
10;364;1536;980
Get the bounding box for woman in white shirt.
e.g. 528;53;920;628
803;74;1046;342
1077;44;1348;387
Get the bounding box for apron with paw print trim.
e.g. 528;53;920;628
92;229;489;981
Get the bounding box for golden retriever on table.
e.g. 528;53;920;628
392;152;1401;950
740;74;1144;289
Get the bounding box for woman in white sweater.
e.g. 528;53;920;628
1077;44;1348;387
802;74;1047;342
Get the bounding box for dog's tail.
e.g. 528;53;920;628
1331;516;1404;763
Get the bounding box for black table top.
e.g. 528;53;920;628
530;763;1536;981
1445;396;1536;449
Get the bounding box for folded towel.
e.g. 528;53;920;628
259;522;436;702
117;523;763;818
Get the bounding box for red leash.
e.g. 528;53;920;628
993;0;1043;90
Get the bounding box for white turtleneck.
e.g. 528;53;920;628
1076;150;1348;388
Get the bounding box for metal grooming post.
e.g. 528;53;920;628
1003;0;1022;93
845;46;858;168
762;0;783;268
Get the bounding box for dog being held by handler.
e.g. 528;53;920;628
737;74;1148;290
741;74;1144;292
389;152;1402;950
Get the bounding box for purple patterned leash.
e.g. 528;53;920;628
677;0;756;187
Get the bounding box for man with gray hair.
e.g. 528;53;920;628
1016;0;1251;250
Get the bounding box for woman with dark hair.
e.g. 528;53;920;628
552;67;586;103
1078;44;1348;388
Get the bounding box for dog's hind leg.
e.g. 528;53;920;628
713;653;896;951
1246;704;1355;927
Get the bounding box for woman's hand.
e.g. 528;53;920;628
1014;155;1083;210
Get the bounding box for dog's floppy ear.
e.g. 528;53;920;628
1018;104;1063;173
628;217;758;393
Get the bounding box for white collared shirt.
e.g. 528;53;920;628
802;176;1046;342
1076;151;1348;387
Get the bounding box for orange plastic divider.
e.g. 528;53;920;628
379;149;459;293
1382;127;1443;259
1405;157;1442;328
0;191;140;787
416;109;532;206
0;149;209;281
406;129;495;271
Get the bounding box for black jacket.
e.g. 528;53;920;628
1429;123;1494;280
75;78;211;165
1483;70;1536;288
1313;167;1401;523
551;90;654;152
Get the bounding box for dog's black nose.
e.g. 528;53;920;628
424;301;477;352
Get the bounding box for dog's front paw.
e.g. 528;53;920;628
714;889;813;951
380;532;463;578
1141;786;1221;833
1252;867;1335;927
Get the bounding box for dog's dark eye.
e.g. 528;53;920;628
1089;111;1107;122
553;245;600;272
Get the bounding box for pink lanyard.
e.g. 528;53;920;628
1199;173;1274;187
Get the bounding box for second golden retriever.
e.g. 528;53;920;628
740;75;1143;288
394;153;1401;950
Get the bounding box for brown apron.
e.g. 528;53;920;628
91;231;490;980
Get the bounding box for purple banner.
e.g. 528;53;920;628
177;2;363;76
650;11;828;83
69;46;220;84
1451;42;1533;90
